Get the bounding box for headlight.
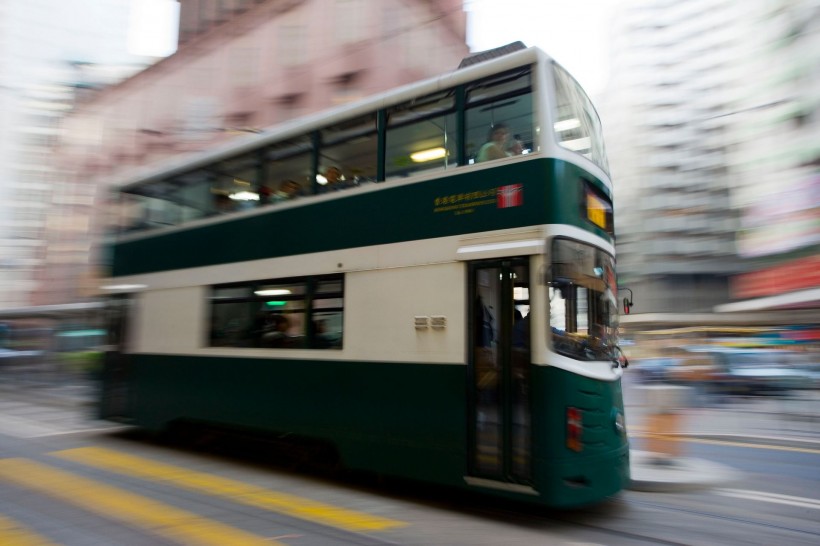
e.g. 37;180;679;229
614;411;626;435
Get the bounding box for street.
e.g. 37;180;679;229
1;378;819;546
0;1;817;543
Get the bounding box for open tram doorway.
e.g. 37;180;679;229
468;258;532;487
99;294;134;421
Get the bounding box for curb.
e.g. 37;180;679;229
680;432;820;445
628;450;744;493
0;385;95;410
630;431;820;450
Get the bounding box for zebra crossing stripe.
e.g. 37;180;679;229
0;458;280;546
0;514;58;546
53;446;406;532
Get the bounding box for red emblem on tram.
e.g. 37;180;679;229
497;184;523;208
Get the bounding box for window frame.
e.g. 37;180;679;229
465;67;535;164
551;62;610;174
548;237;618;362
208;273;345;350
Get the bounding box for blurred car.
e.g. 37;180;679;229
691;348;809;395
633;357;681;383
0;347;45;366
783;353;820;390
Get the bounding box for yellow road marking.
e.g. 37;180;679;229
630;432;820;454
53;446;406;532
0;459;280;546
0;514;58;546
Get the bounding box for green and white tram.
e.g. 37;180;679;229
100;46;629;508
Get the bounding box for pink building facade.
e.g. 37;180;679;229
38;0;468;305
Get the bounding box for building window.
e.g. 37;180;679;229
209;274;344;349
334;0;367;44
278;24;307;67
331;72;363;105
230;46;260;87
275;93;305;123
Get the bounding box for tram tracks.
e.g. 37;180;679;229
620;495;820;542
557;494;820;545
454;490;820;546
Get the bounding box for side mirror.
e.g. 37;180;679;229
612;345;630;369
619;287;634;315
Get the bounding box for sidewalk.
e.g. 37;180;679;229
624;386;820;492
0;372;96;409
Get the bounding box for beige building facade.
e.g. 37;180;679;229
37;0;468;305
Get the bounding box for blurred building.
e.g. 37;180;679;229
717;0;819;316
604;0;819;320
34;0;468;306
0;0;153;309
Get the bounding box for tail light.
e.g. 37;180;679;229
567;407;583;452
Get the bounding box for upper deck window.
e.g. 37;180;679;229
552;63;609;174
262;136;313;202
118;169;218;231
114;62;543;236
320;113;378;188
208;153;263;212
385;90;457;180
466;67;534;164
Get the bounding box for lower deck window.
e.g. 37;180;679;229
209;274;343;349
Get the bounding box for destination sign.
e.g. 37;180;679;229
586;191;610;230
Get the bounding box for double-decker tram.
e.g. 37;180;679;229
100;46;629;508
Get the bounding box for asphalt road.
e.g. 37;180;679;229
0;393;819;545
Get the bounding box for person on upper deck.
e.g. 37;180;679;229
319;166;351;193
214;192;235;214
476;123;511;163
508;137;524;156
271;179;301;202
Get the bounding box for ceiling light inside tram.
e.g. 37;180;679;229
230;191;259;201
100;284;147;291
411;147;447;162
254;289;292;296
554;118;581;131
561;137;591;151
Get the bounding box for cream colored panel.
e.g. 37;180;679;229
528;253;549;366
344;263;465;363
134;286;205;354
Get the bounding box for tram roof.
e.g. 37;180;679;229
116;46;551;194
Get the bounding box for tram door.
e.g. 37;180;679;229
468;258;532;484
100;294;133;420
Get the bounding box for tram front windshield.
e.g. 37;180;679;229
549;238;618;361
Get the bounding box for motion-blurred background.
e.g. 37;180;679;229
0;0;817;384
